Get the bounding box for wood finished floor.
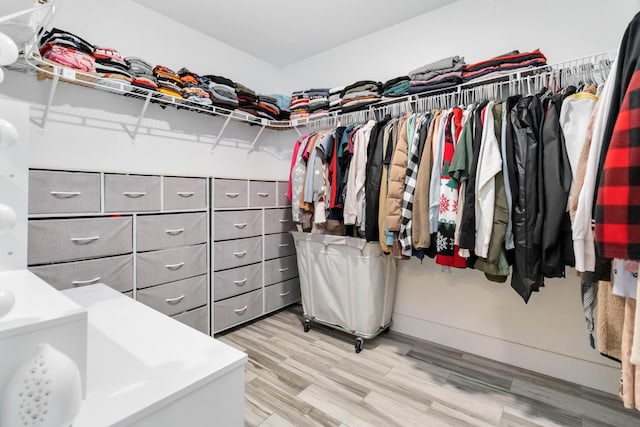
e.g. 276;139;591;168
217;306;640;427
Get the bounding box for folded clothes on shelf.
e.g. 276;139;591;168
462;49;547;82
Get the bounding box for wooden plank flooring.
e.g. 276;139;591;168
217;306;640;427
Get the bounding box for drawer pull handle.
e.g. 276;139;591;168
165;228;185;236
71;277;101;286
278;267;289;272
233;279;248;286
225;192;239;198
279;243;290;248
233;251;247;258
177;191;195;198
165;262;185;270
278;219;290;223
234;305;248;314
70;236;100;245
233;223;248;229
279;291;291;297
123;191;147;198
257;192;270;198
165;294;185;304
50;191;81;199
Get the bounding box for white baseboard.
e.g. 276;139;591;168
391;312;620;394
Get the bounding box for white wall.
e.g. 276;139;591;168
281;0;638;92
279;0;636;393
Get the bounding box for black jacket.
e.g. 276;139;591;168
510;95;544;302
541;94;575;278
365;116;390;241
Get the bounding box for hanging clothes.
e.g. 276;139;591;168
436;108;466;268
510;95;544;303
385;116;410;234
364;116;391;241
541;93;574;278
344;120;376;227
412;113;435;250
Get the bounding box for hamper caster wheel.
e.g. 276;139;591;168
355;337;364;353
303;319;311;333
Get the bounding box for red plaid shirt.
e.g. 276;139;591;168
595;70;640;260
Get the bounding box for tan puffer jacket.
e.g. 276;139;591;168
385;116;409;232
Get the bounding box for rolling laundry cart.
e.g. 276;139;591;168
290;232;397;353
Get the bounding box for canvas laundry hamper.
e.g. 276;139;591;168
291;232;397;352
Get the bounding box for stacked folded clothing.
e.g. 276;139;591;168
235;83;258;116
270;94;291;120
93;47;131;79
256;95;281;121
153;65;183;98
381;76;410;97
306;88;330;119
39;28;96;73
462;49;547;83
203;74;239;110
340;80;381;113
177;68;212;106
408;55;465;94
329;86;343;113
126;57;158;92
289;91;309;120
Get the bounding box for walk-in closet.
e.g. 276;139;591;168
2;0;640;425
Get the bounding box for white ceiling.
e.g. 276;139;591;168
134;0;457;67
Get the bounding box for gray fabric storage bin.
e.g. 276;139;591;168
29;254;133;292
213;289;263;333
264;278;300;313
29;170;101;214
136;243;207;288
213;262;263;301
104;174;161;212
264;232;296;260
213;179;247;209
249;181;276;207
264;208;295;235
173;306;209;334
163;176;207;211
136;274;207;316
213;210;262;241
28;217;132;264
136;212;207;252
213;236;262;271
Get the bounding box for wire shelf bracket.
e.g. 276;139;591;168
210;114;232;152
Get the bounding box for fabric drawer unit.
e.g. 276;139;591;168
264;255;299;286
136;212;207;252
104;174;161;212
173;306;208;334
29;170;101;214
213;179;248;209
136;243;207;288
163;176;207;211
264;208;295;235
28;217;133;264
213;236;262;271
248;181;276;208
29;254;133;292
213;210;262;241
136;274;207;317
264;232;296;260
276;181;289;207
213;289;263;333
213;262;262;301
264;279;301;313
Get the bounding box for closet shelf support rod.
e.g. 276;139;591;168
211;115;232;152
41;68;60;131
130;92;152;141
248;124;266;152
